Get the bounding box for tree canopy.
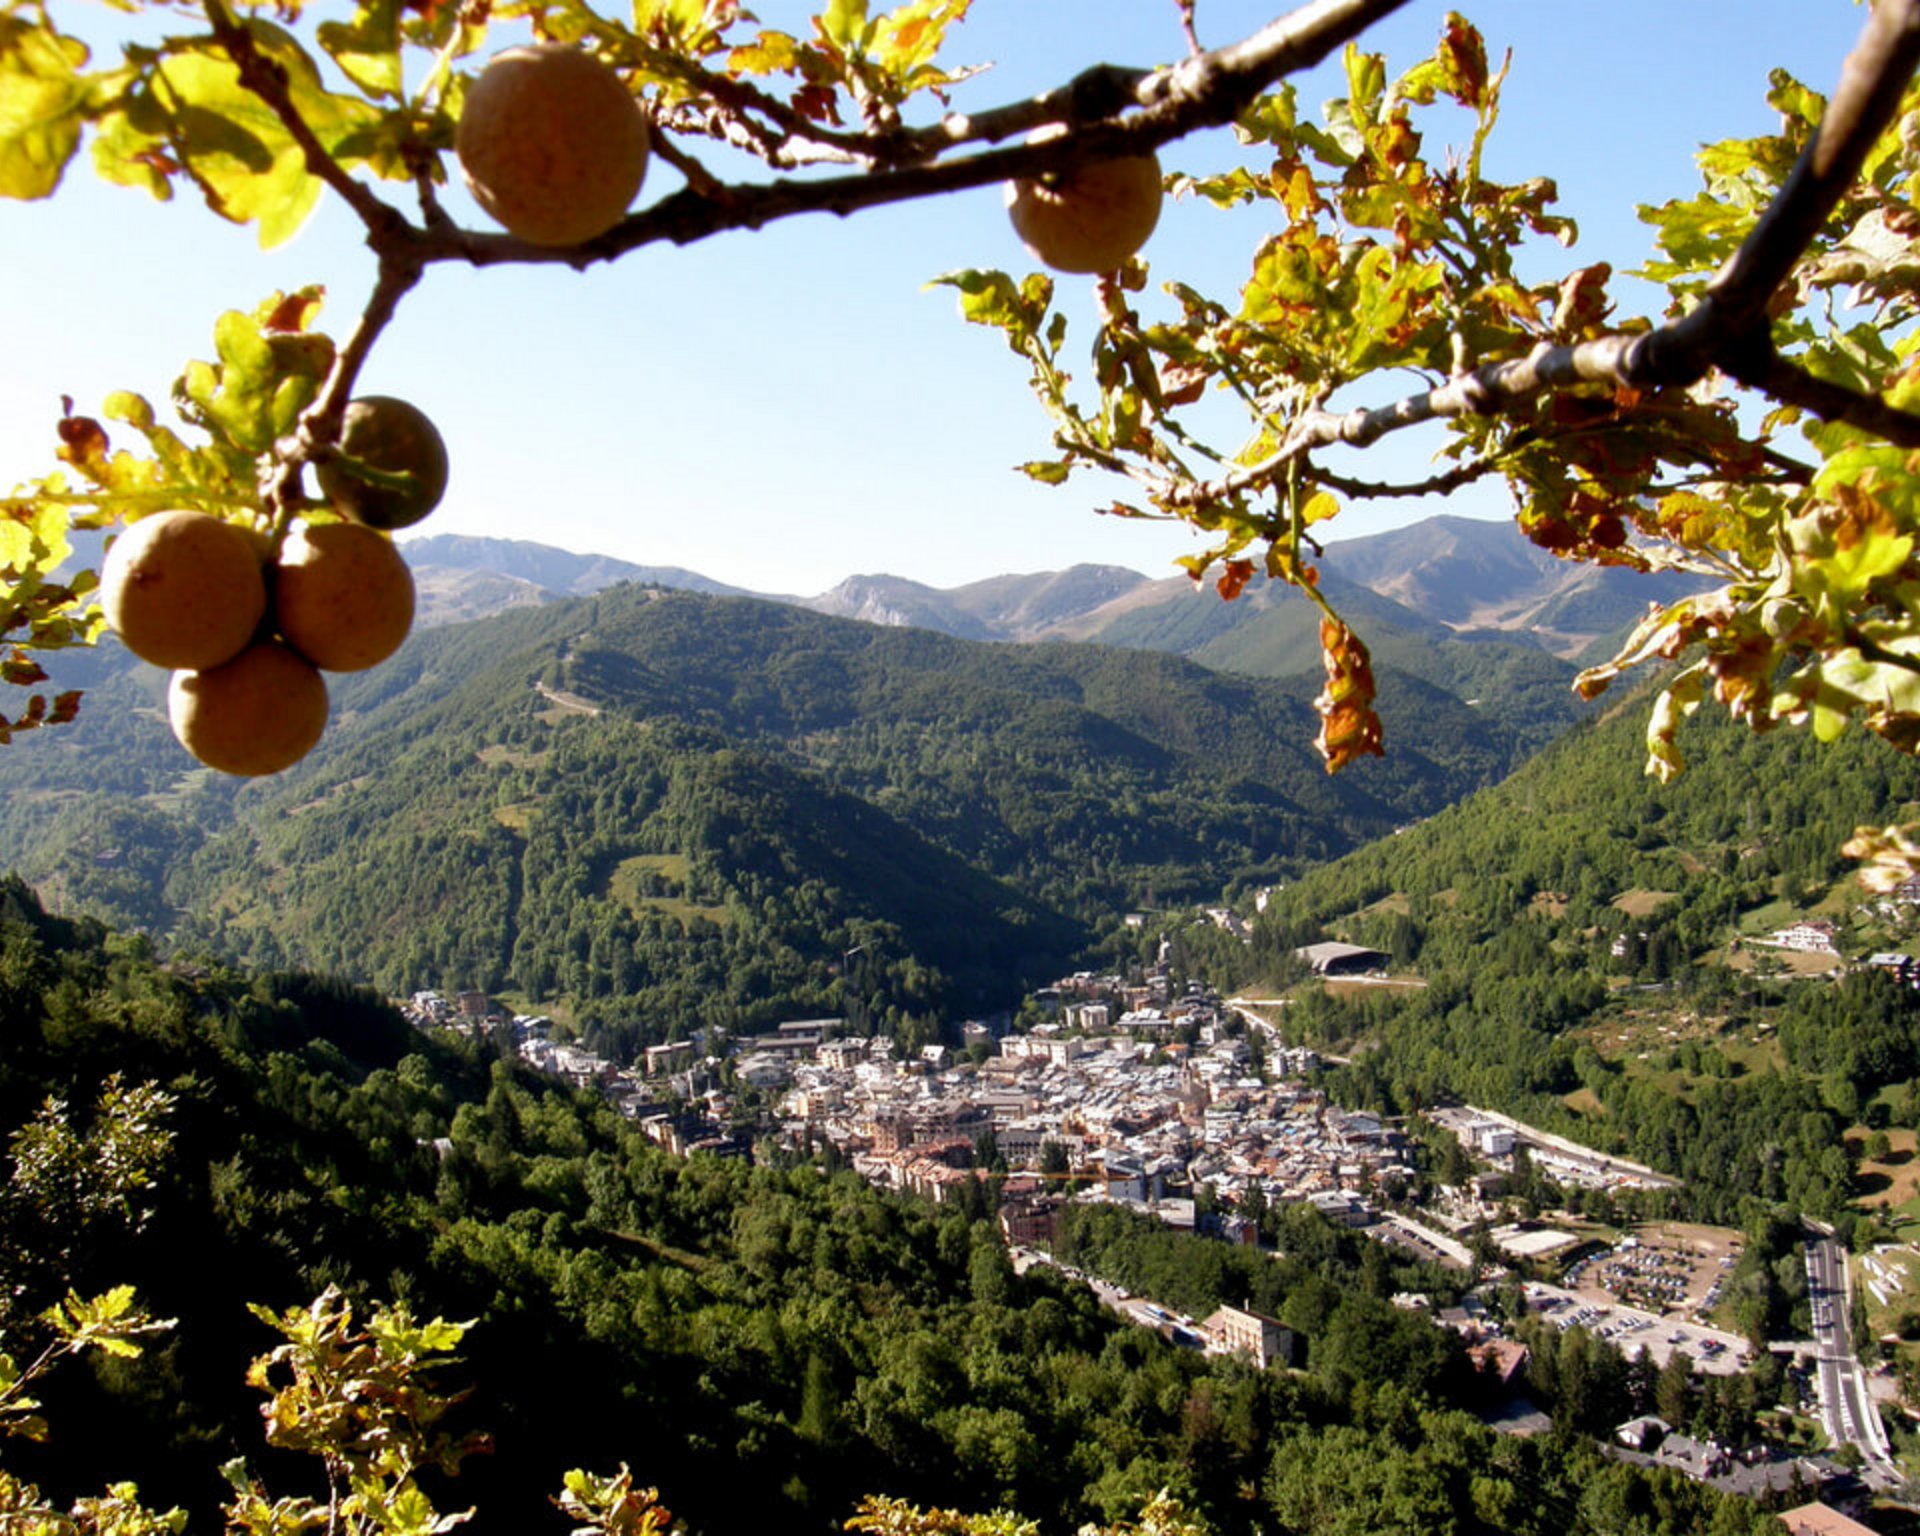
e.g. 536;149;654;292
6;0;1920;859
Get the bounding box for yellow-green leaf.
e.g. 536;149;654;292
147;24;378;248
0;18;90;200
728;30;801;75
317;0;404;101
821;0;870;50
1300;490;1339;526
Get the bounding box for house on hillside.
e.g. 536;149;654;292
999;1195;1063;1247
1770;919;1839;955
1202;1304;1297;1368
1781;1502;1879;1536
1307;1188;1372;1227
1864;952;1920;987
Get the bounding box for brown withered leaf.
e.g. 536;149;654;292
1314;616;1385;772
1216;559;1254;602
1439;15;1489;108
56;413;109;471
1552;262;1613;340
263;290;323;334
1158;362;1208;408
792;83;842;125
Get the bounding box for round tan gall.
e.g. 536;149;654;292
273;521;416;673
316;396;449;531
100;510;268;671
455;43;650;247
1006;131;1163;275
168;641;328;777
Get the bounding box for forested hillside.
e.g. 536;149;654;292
0;587;1534;1052
1221;692;1920;1229
0;882;1780;1536
1081;570;1588;755
401;519;1691;758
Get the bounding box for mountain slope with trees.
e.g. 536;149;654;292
0;586;1531;1052
401;515;1701;755
1223;690;1920;1230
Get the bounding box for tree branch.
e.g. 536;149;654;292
1141;0;1920;516
1309;451;1517;502
1851;632;1920;681
420;0;1415;269
264;254;426;529
1630;0;1920;384
1720;343;1920;448
197;0;1920;519
644;51;891;167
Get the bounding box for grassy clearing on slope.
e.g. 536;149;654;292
1323;976;1426;999
492;801;540;833
1851;1238;1920;1349
1358;892;1412;918
610;853;730;928
1852;1128;1920;1212
1562;1087;1606;1118
476;745;549;770
1612;889;1678;919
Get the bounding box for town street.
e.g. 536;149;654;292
1804;1228;1902;1488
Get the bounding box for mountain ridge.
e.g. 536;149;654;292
403;513;1703;660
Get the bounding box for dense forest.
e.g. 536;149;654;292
0;879;1785;1536
0;585;1544;1055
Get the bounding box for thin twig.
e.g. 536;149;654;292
264;254;426;532
646;130;730;202
1176;0;1206;58
202;0;407;241
643;49;893;164
1309;454;1512;501
1852;632;1920;680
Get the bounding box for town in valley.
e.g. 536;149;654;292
401;923;1920;1534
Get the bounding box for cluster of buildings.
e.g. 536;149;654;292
1613;1417;1870;1516
400;988;751;1157
1745;915;1920;987
400;975;1901;1518
768;976;1412;1244
401;974;1413;1245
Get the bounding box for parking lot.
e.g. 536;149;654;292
1522;1279;1750;1374
1560;1221;1742;1319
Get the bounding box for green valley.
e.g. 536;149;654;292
0;584;1533;1054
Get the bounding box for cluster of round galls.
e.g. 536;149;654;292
101;396;447;776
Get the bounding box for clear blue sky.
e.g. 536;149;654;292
0;2;1869;596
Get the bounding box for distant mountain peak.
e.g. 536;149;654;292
806;573;997;639
400;533;762;602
